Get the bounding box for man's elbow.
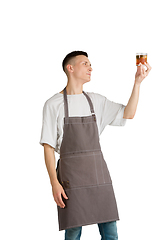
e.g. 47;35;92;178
123;114;134;119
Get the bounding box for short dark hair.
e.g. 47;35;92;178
62;51;88;73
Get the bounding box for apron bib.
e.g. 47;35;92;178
56;87;119;231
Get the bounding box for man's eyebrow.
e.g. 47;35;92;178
82;61;91;66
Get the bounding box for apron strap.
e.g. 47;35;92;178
63;87;95;118
82;91;95;115
63;87;69;118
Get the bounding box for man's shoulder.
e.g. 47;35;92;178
43;93;63;110
86;91;106;102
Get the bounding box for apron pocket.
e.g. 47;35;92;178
60;153;98;189
60;152;112;189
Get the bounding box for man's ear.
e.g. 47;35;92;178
66;64;74;73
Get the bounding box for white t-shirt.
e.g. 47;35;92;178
39;92;127;154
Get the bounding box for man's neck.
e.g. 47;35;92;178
62;82;83;95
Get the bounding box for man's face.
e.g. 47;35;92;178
68;55;93;83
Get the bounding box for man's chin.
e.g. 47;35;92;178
86;77;91;82
81;78;91;85
84;80;91;84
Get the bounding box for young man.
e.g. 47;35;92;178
40;51;151;240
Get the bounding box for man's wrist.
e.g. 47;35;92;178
51;177;59;187
134;80;141;87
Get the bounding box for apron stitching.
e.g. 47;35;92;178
60;151;102;159
64;121;96;125
64;115;93;120
100;155;105;184
64;183;112;191
60;149;101;156
62;149;101;152
93;152;99;185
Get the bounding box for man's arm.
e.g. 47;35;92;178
123;62;152;119
44;144;68;208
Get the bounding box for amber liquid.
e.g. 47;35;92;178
136;54;147;66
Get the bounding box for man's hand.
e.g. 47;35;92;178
52;181;68;208
135;62;152;85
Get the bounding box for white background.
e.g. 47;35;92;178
0;0;160;239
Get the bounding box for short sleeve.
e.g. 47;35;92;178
100;96;126;133
109;104;126;126
39;100;57;149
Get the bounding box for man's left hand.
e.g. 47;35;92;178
135;62;152;85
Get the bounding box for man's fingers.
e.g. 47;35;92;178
52;183;69;208
137;63;144;75
62;189;68;200
136;64;142;73
55;190;68;208
56;194;65;208
137;62;152;76
144;62;152;73
135;61;152;83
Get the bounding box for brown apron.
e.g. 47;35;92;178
56;87;119;231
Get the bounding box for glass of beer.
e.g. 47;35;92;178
136;53;147;66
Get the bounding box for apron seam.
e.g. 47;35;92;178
60;151;102;159
60;149;101;156
65;115;93;119
93;152;99;185
64;121;96;125
65;183;112;191
100;154;105;184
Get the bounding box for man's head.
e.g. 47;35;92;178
62;51;92;84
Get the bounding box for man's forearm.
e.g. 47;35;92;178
123;62;151;119
123;82;140;119
44;144;59;186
